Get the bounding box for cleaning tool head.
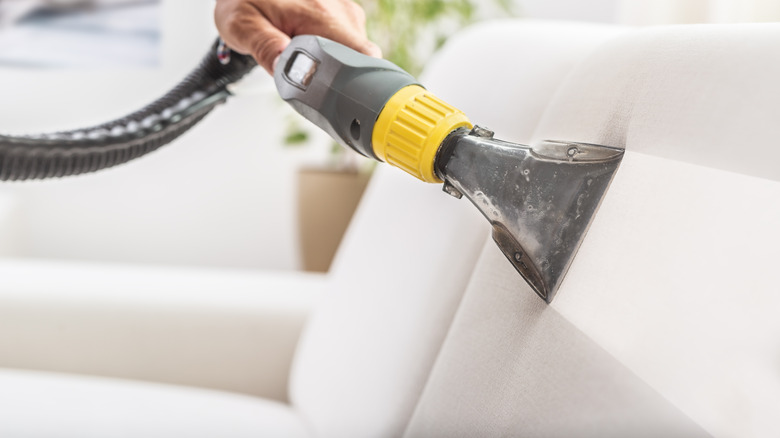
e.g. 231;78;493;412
436;129;624;302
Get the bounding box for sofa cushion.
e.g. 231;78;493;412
0;260;322;401
0;369;309;438
533;23;780;436
404;242;707;437
406;21;780;437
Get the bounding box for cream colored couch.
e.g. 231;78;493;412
2;19;779;437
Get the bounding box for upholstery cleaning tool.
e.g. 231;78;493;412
274;36;624;302
0;36;623;302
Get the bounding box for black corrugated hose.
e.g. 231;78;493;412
0;39;257;181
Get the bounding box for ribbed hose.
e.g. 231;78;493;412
0;39;257;181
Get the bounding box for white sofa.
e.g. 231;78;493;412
2;19;779;437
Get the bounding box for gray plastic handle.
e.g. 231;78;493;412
274;35;418;159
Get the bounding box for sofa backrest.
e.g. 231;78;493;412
288;20;632;437
405;22;780;438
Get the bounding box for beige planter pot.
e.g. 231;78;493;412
297;168;371;272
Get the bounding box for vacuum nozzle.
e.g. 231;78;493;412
276;35;624;302
437;130;625;302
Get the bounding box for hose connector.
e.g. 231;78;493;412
372;85;472;183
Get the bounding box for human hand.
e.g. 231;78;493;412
215;0;382;74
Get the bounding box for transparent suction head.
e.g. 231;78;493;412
438;127;624;302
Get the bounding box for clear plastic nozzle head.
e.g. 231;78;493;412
437;128;624;302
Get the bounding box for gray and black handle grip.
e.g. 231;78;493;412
274;35;419;160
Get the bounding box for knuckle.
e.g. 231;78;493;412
348;1;366;21
218;10;243;36
304;0;329;15
215;3;256;39
251;34;286;67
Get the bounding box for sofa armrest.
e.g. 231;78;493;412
0;259;324;402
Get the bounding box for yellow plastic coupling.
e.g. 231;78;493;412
372;85;472;183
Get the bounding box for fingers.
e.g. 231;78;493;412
363;40;383;58
214;0;290;73
215;0;383;75
292;0;382;58
316;24;382;58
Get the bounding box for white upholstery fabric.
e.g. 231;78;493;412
404;19;704;437
421;20;628;145
0;369;308;438
404;242;707;437
406;21;780;437
287;21;626;437
2;19;778;438
289;167;488;438
0;260;323;401
531;23;780;181
535;23;780;437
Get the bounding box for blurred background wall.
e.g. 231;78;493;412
0;0;776;272
0;0;303;270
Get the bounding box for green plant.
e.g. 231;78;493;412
284;0;514;166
